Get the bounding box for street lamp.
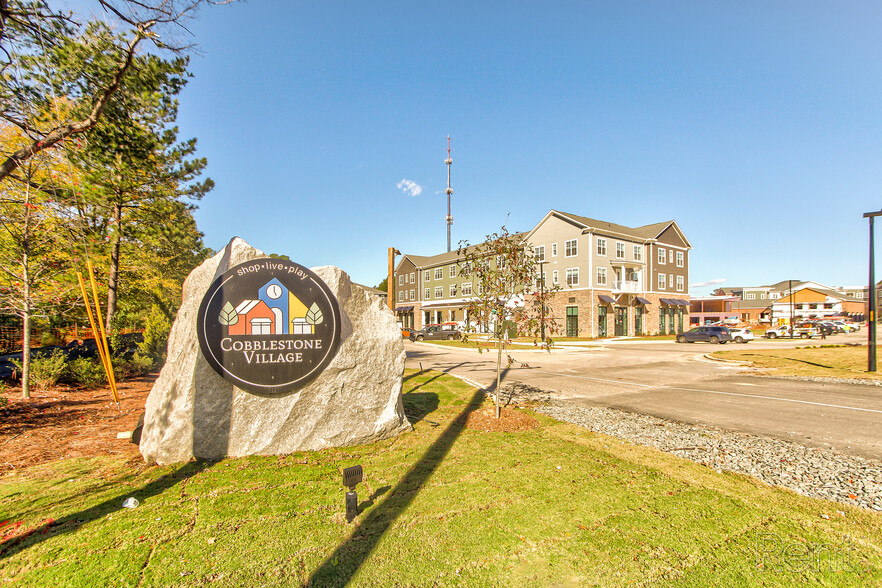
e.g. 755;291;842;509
863;210;882;372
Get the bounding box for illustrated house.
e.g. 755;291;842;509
228;300;276;335
225;279;315;336
289;293;312;334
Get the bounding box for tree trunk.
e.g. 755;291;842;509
495;334;502;418
21;304;31;400
106;202;122;328
21;186;32;399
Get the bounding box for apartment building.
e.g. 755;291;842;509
523;211;691;337
391;210;691;338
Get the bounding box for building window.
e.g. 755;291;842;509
634;245;642;261
434;268;443;280
658;248;666;265
552;270;559;284
551;243;558;257
669;274;674;289
496;255;506;268
424;288;430;300
449;265;456;278
535;245;545;262
746;293;756;300
760;293;765;299
658;273;666;289
616;242;625;259
424;270;430;281
676;276;684;292
410;289;415;300
435;286;442;298
676;251;684;267
566;239;578;257
596;267;607;286
462;282;472;296
567;268;579;286
596;238;606;256
398;275;403;286
450;284;456;297
856;291;865;298
398;291;403;302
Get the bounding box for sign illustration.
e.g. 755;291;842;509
197;258;342;396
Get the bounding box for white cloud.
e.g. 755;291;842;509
396;179;423;197
690;278;728;288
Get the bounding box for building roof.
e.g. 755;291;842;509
552;211;691;246
397;232;527;271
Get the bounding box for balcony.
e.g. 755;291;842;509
612;280;641;293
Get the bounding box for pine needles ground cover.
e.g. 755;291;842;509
0;370;879;586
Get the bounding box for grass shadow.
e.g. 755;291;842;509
307;369;507;587
0;460;212;561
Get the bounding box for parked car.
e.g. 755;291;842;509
727;327;755;344
813;322;836;336
409;324;462;342
676;326;733;344
764;325;817;339
832;321;858;333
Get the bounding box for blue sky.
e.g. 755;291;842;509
152;1;882;294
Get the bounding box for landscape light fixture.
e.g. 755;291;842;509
342;465;363;522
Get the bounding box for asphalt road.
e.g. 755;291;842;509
405;330;882;460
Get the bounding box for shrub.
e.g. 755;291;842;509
137;306;171;362
112;352;155;380
11;349;68;390
67;357;106;388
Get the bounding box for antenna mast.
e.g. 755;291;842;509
445;136;453;252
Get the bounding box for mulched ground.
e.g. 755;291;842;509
458;406;539;432
0;375;155;470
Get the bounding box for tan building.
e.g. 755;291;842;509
391;210;692;337
523;211;691;337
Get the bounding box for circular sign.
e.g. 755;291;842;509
197;258;342;396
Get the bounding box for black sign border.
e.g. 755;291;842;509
196;258;342;397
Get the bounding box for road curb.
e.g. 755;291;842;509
701;353;750;365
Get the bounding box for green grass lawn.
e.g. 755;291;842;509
1;370;880;587
713;345;882;380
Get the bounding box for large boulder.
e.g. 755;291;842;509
139;238;410;465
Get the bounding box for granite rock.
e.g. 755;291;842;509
139;238;410;465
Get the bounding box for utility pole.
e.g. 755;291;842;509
387;247;400;312
445;136;453;252
789;279;794;338
863;210;882;371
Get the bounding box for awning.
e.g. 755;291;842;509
659;298;673;305
675;299;691;306
598;294;616;304
395;306;414;312
635;296;652;305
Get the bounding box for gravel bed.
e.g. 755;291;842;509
518;392;882;512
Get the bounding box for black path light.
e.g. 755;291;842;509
342;465;363;522
864;210;882;372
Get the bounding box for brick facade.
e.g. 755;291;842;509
545;290;689;338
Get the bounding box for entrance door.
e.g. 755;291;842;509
566;306;578;337
635;307;644;335
677;309;684;333
614;307;627;336
598;306;608;337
